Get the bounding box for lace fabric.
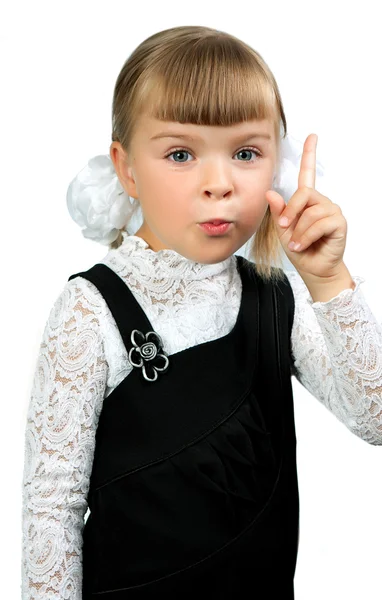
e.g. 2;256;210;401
22;232;382;598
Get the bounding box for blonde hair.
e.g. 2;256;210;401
110;25;287;283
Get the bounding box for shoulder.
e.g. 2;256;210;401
34;275;110;393
44;274;110;340
65;272;108;306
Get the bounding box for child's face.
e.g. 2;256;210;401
111;114;278;264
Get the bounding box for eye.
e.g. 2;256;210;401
235;147;262;162
164;146;262;164
165;149;192;163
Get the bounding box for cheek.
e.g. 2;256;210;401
142;192;188;228
139;165;185;202
241;192;269;228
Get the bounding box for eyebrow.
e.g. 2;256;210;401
150;131;272;142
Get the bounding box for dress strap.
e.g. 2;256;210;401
68;263;156;353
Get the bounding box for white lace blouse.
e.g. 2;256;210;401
21;232;382;599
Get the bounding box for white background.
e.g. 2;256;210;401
2;1;381;598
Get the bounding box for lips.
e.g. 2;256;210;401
202;219;230;225
198;222;232;236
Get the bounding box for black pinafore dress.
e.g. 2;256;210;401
68;254;299;598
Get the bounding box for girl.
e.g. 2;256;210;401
22;25;382;599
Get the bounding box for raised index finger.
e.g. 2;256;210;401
298;134;318;189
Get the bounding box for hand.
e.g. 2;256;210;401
266;134;348;282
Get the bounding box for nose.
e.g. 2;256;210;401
201;158;234;199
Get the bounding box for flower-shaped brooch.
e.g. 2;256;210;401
128;329;169;382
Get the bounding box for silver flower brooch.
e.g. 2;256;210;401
128;329;170;382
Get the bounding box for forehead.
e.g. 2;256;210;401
136;115;276;144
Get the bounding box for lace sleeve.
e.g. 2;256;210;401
22;277;108;599
287;270;382;445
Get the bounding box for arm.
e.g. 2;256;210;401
300;261;355;303
286;270;382;445
22;277;108;599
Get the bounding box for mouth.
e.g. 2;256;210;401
200;219;232;225
198;221;233;236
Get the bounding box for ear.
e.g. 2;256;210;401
109;141;138;199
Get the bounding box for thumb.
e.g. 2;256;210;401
265;189;287;222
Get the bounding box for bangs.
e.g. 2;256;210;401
134;36;282;134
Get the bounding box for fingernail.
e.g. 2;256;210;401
279;216;289;227
288;241;301;251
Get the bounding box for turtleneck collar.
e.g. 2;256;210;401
113;231;235;281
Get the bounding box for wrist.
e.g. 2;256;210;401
300;263;355;303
